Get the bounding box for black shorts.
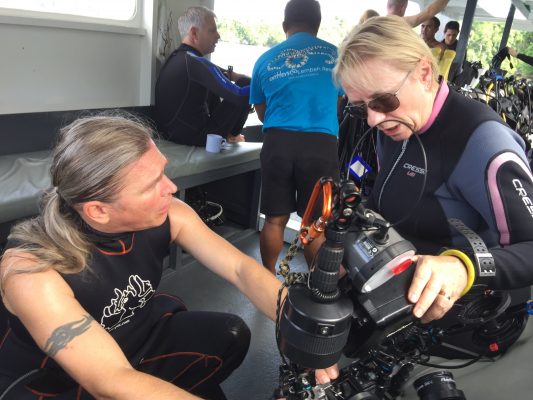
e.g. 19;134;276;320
0;294;250;400
260;129;339;218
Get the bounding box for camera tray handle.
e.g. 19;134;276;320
299;177;336;245
448;218;496;280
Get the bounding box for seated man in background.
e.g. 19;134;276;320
387;0;449;28
250;0;342;274
0;114;292;399
155;6;250;146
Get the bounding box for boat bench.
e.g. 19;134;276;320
0;108;263;268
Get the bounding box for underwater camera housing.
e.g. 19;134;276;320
277;179;417;369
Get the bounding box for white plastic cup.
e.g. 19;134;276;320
205;134;227;153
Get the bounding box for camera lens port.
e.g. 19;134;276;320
413;370;466;400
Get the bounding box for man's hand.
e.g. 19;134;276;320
225;68;248;83
231;71;248;82
508;47;518;57
408;255;468;323
227;134;245;143
272;365;339;399
315;364;339;385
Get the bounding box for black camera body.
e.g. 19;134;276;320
342;261;415;359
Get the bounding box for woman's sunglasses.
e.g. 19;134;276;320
346;71;411;119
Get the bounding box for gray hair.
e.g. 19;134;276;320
178;6;216;39
1;114;154;291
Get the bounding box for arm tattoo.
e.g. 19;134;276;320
43;315;94;357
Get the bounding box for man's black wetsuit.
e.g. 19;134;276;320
0;218;250;399
367;83;533;289
155;44;251;146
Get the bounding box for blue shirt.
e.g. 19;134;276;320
250;32;342;136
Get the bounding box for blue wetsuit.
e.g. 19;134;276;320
155;44;250;146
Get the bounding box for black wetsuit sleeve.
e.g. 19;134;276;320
451;122;533;289
485;157;533;288
184;51;250;105
517;53;533;67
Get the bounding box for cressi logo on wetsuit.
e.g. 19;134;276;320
403;163;426;177
513;179;533;217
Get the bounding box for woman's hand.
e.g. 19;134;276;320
407;255;468;323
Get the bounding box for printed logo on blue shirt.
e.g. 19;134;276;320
266;45;336;82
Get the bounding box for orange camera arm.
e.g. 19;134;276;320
299;177;335;246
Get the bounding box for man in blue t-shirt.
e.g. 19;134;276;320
250;0;342;274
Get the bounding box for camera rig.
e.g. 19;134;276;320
274;178;530;400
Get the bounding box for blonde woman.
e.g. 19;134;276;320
334;17;533;324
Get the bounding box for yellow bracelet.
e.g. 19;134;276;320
440;249;476;297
